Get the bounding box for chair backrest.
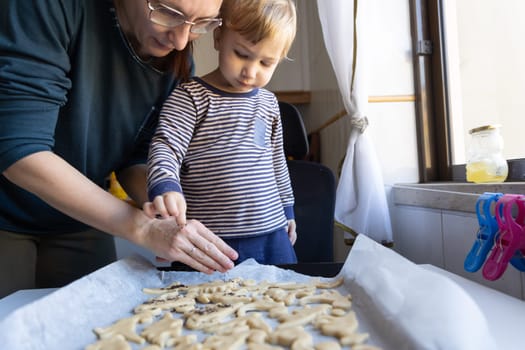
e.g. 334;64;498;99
288;160;336;262
278;101;336;262
278;101;309;159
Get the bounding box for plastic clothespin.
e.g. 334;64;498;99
464;192;503;272
510;248;525;272
482;194;525;281
510;194;525;272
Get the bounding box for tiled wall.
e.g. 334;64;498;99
391;204;525;300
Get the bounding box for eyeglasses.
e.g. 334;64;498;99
146;0;222;34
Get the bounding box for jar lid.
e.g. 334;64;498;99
469;124;501;134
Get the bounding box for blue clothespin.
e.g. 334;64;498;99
510;249;525;272
483;194;525;280
464;192;503;272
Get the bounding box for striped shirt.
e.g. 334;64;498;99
147;78;294;238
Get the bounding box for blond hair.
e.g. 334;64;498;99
219;0;297;58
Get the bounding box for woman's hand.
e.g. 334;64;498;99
140;217;238;274
3;152;236;274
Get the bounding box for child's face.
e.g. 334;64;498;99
214;28;285;92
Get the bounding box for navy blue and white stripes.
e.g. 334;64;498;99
147;78;294;238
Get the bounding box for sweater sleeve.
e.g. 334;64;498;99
146;84;198;200
0;0;77;172
269;95;295;217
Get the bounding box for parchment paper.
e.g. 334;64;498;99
0;234;497;350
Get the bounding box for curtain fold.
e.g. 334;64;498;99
317;0;393;243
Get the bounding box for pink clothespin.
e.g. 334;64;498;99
464;192;502;272
482;194;525;281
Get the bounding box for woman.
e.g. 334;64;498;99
0;0;237;298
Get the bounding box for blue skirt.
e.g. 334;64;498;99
224;227;297;265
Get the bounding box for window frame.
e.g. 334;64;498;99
409;0;525;183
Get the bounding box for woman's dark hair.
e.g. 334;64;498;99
169;42;194;82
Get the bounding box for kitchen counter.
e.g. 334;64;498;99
392;182;525;213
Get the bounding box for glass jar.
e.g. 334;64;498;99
466;124;508;183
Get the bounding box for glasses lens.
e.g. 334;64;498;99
190;19;222;34
150;8;185;27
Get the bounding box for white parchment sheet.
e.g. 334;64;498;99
0;234;497;350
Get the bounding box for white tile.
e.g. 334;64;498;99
442;211;523;299
391;205;444;267
522;272;525;299
442;210;477;274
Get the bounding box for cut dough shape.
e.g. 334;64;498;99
141;312;183;347
93;311;157;344
85;335;130;350
86;276;381;350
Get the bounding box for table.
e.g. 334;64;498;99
1;263;524;349
0;288;56;322
421;265;525;350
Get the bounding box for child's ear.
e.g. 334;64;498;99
213;27;221;50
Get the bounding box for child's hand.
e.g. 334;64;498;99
142;191;187;226
287;219;297;245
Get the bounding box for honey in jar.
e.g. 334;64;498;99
466;124;508;183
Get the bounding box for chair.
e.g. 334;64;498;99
279;101;336;262
279;101;309;160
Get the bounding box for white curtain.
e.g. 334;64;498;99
317;0;393;243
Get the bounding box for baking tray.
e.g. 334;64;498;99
158;262;345;277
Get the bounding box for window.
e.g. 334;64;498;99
410;0;525;182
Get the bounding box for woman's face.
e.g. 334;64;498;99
119;0;222;59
